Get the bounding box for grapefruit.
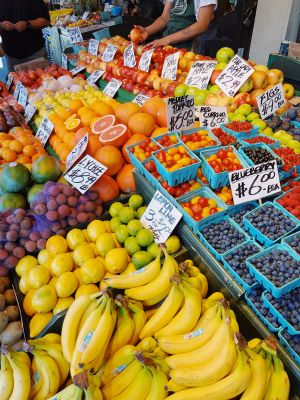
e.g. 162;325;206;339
116;164;136;193
90;115;116;134
31;155;62;184
1;162;31;193
99;124;128;147
86;135;102;156
128;113;156;136
122;134;147;163
94;145;124;176
92;175;119;202
142;97;165;122
157;104;167;127
75;127;92;144
115;102;141;125
0;193;27;211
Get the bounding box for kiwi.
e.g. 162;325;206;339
5;305;20;322
4;289;16;305
0;294;5;311
0;321;23;345
0;311;9;333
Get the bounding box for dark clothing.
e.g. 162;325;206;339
0;0;50;59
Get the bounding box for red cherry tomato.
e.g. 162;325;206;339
198;197;208;207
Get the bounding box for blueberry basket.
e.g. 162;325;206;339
200;146;249;189
152;132;180;148
242;202;299;247
179;127;221;156
278;328;300;365
238;143;283;169
282;231;300;255
239;134;281;149
291;120;300;128
228;201;258;225
246;244;300;298
222;124;259;140
153;143;201;186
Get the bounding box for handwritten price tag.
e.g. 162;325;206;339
24;104;37;123
141;191;182;243
256;83;286;120
101;44;118;62
161;51;180;81
103;78;122;98
71;66;86;76
87;70;105;85
61;53;68;69
198;106;228;128
167;95;195;131
185;61;217;90
123;43;136;68
82;11;89;20
138;49;154;72
67;27;83;44
132;94;150;106
18;85;28;108
6;73;13;90
64;154;107;194
229;161;281;205
65;134;88;171
88;39;99;56
216;55;254;97
14;82;22;99
35;117;54;147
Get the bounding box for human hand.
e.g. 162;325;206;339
14;21;27;32
128;25;149;42
1;21;15;31
144;36;171;49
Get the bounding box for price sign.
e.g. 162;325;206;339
198;106;228;128
64;154;107;194
123;43;136;67
185;61;217;90
65;134;88;171
87;70;105;85
215;55;254;97
256;83;286;120
138;49;154;72
69;15;78;23
18;85;28;108
6;73;13;90
167;95;195;131
14;82;22;99
71;66;86;76
67;27;83;44
161;51;181;81
35;117;54;147
24;103;37;123
103;78;122;98
61;53;68;69
132;94;150;106
229;161;281;205
88;39;99;56
82;11;89;20
141;191;182;244
101;44;118;62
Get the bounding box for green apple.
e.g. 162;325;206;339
288;140;300;150
262;127;274;137
216;47;235;64
209;85;221;94
228;111;234;121
247;112;260;122
194;89;209;106
215;62;228;71
174;83;188;97
185;87;199;96
232;113;246;122
236;104;252;116
252;119;267;131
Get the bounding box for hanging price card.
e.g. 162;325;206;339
138;49;154;72
88;39;99;56
229;161;281;205
67;27;83;44
61;53;68;69
24;104;37;123
256;83;286;120
132;94;150;106
161;51;181;81
87;70;105;85
6;73;13;90
167;95;195;131
141;191;182;243
71;65;86;76
35;117;54;147
185;61;217;90
103;78;122;98
101;44;118;62
65;134;89;171
69;15;78;23
123;43;136;67
18;85;28;108
82;11;89;20
64;154;107;194
14;82;22;99
198;106;228;128
215;55;254;97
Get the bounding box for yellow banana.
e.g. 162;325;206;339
29;357;44;400
240;348;268;400
167;379;186;393
145;308;158;319
112;366;152;400
28;333;61;346
128;300;147;345
6;351;31;400
121;263;136;275
136;336;157;352
184;275;202;292
248;338;262;349
142;286;170;307
264;355;290;400
0;354;13;400
201;292;224;315
85;384;103;400
31;350;61;399
229;309;240;332
47;383;83;400
78;298;99;332
145;368;168;400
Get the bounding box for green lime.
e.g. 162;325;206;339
118;207;135;224
147;242;161;259
124;237;141;256
110;217;122;233
129;194;144;210
115;225;129;244
132;251;153;270
109;201;124;217
166;235;181;254
136;229;154;247
127;219;143;236
136;206;147;220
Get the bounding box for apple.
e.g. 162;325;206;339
250;89;264;107
167;82;179;97
236;104;252;116
254;65;269;73
145;74;157;89
136;45;144;56
218;95;238;112
209;85;221;94
185;51;196;60
174;83;188;97
136;70;148;85
283;83;295;100
179;57;190;71
216;47;235;63
153;77;164;91
234;92;252;106
251;70;268;89
204;93;219;106
194;89;209;106
247;112;260;122
252;118;267;131
214;63;227;71
161;79;173;94
133;84;141;94
267;69;284;85
228;111;234;121
238;78;254;93
178;72;188;83
210;70;222;85
130;28;142;44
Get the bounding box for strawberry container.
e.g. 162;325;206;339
222;123;259;140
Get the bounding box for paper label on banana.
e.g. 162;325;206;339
184;328;204;340
111;364;127;376
79;331;94;352
130;266;147;275
32;371;40;386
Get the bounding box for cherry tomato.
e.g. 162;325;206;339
213;164;223;173
210;207;218;215
217;150;227;160
157;150;166;162
175;188;185;198
191;204;203;214
194;213;202;221
198;197;208;207
167;186;176;196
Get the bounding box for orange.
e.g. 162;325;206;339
128;113;155;137
56;125;69;140
70;99;84;113
65;117;82;132
23;288;37;317
2;139;12;148
86;135;102;156
16;154;32;164
157;104;167;127
90;115;116;134
57;147;70;162
104;98;119;111
9;140;23;153
151;127;168;138
63;132;76;148
75;127;92;144
122;133;147;163
141;97;165;122
81;110;97;127
23;145;36;157
77;106;92;118
94;145;124;176
99;124;128;147
116;164;136;193
92;175;119;202
115;102;140;125
0;132;10;141
1;148;16;162
56;106;73;121
90;100;115;116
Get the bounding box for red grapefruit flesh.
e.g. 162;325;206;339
99;124;129;147
91;114;116;135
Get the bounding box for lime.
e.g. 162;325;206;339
95;233;115;257
166;235;181;254
128;194;144;210
132;251;153;270
109;201;124;217
115;225;129;244
110;217;122;232
127;219;143;236
147;242;161;259
136;206;147;220
136;229;154;247
124;237;141;256
118;207;135;224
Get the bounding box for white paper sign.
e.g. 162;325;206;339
65;134;89;171
67;27;83;44
71;65;86;76
64;154;107;194
185;61;217;90
18;85;28;108
123;43;136;67
14;82;22;99
132;94;150;106
198;106;228;128
35;117;54;147
61;53;68;69
161;51;181;81
103;78;122;98
229;161;281;205
69;15;78;23
6;73;13;90
256;83;286;120
82;11;89;20
138;49;154;72
167;95;195;131
215;55;254;97
88;39;99;56
101;44;118;62
24;104;37;123
87;70;105;85
141;190;182;243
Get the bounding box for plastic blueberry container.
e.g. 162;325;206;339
278;328;300;365
282;231;300;255
228;201;258;226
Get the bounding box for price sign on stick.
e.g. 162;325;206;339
103;78;122;98
87;70;105;85
123;43;136;67
132;94;150;106
161;51;181;81
65;134;89;171
256;83;286;120
71;66;86;76
215;55;254;97
18;85;28;108
61;53;68;69
229;161;281;205
24;104;37;123
141;191;182;243
138;49;154;72
64;155;107;194
101;44;118;62
35;117;54;147
198;106;228;128
6;73;13;90
167;95;195;131
82;11;89;20
14;82;22;99
185;61;217;90
67;27;83;44
88;39;99;56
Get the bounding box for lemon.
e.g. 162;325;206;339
105;248;128;274
128;194;144;210
99;272;115;291
95;233;115;257
15;255;38;277
73;243;95;266
118;207;135;224
23;288;37;317
136;229;154;247
50;253;74;276
166;235;181;254
66;228;86;250
82;229;91;242
55;272;79;298
37;249;53;266
19;273;31;295
32;285;57;313
87;220;107;242
109;201;124;217
49;276;58;289
103;221;112;233
80;257;105;284
74;268;84;285
53;297;74;315
29;312;53;338
46;235;68;255
110;217;122;232
28;266;51;289
75;284;99;298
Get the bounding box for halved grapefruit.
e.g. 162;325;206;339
99;124;128;147
90;114;116;135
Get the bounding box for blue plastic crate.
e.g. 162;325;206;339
140;158;161;190
246;244;300;298
200;146;249;189
239;134;281;149
238;143;283;169
262;290;300;335
152;132;180;148
179;127;221;156
153;143;201;186
278;328;300;365
228;201;258;225
282;231;300;255
127;139;162;170
222;124;259;140
242;202;299;247
156;177;203;208
291;120;300;128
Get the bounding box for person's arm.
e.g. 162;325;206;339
14;17;50;32
0;21;15;31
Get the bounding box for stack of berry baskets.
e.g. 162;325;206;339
274;186;300;221
239;133;281;149
222;121;259;140
282;231;300;255
278;328;300;365
156;177;203;208
178;127;221;156
273;147;300;179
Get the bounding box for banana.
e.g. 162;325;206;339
240;348;268;400
229;309;239;332
28;333;61;346
6;351;31;400
112;365;152;400
47;384;83;400
128;300;147;345
121;263;136;275
136;336;157;352
105;250;161;289
0;354;13;400
142;286;170;307
201;292;224;315
85;384;103;400
264;356;290;400
145;308;158;319
167;379;186;393
145;368;168;400
248;338;262;349
78;298;99;332
29;356;44;400
31;350;61;399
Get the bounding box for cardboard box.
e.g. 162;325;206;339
288;42;300;61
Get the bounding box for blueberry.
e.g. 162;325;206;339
230;203;256;225
267;287;300;331
248;287;280;329
286;233;300;255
